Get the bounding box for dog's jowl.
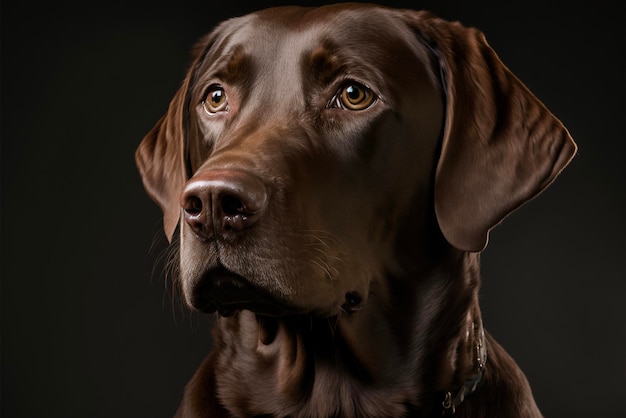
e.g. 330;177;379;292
136;4;576;418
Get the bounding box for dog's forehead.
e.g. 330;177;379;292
246;4;398;34
197;4;429;103
212;5;414;68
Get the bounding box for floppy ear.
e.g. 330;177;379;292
409;12;577;252
136;85;188;242
135;36;213;242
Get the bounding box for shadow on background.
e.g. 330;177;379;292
2;0;624;416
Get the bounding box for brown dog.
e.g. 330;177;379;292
136;4;576;417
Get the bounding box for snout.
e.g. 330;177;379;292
177;163;370;319
180;170;268;240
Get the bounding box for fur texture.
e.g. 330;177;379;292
136;4;576;417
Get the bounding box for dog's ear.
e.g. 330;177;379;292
135;35;213;242
407;12;577;252
135;93;187;242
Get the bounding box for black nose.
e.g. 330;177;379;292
180;170;267;239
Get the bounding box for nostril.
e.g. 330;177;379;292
220;193;255;233
183;195;204;216
180;187;211;239
221;194;246;217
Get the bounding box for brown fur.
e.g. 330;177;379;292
136;4;576;417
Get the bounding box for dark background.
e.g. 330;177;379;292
2;0;624;416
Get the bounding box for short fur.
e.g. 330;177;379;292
136;4;576;417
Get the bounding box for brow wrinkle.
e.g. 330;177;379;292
214;44;254;86
308;41;343;87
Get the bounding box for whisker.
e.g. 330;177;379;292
309;246;346;264
327;316;340;337
310;258;334;281
146;229;188;324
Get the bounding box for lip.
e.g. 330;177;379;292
190;266;293;317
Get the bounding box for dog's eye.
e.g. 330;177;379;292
336;83;376;111
202;85;228;114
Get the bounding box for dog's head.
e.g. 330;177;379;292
136;4;575;317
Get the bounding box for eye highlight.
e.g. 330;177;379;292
332;82;376;111
202;85;229;114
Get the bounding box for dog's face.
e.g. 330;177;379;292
181;6;444;316
136;5;576;318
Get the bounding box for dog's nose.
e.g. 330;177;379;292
180;170;267;239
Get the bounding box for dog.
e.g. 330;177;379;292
136;4;576;417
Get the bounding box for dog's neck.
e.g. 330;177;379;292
213;251;485;417
440;316;487;415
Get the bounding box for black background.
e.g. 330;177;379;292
2;0;624;417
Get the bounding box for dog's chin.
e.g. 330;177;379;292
186;266;301;318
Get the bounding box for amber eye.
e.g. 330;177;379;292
338;83;376;110
202;85;228;114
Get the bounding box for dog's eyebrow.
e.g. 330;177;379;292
306;43;344;87
303;39;388;93
211;45;253;86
